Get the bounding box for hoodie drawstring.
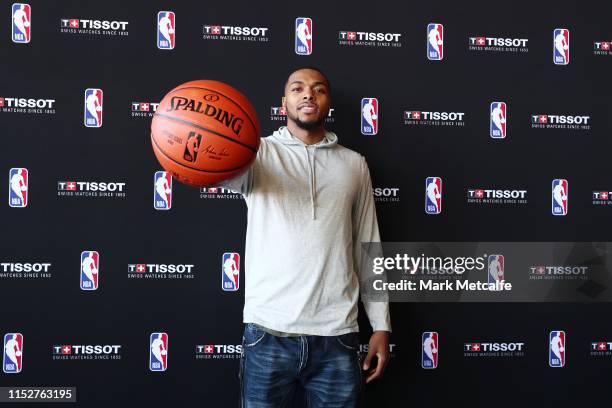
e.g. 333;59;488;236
305;146;317;220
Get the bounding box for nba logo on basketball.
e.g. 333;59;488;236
361;98;378;135
150;332;168;372
488;255;505;285
295;17;312;55
552;179;568;216
84;88;103;128
8;167;28;208
422;332;438;369
425;177;442;215
549;330;565;367
154;171;172;210
3;333;23;374
553;28;570;65
222;252;240;292
157;11;175;50
490;102;507;138
80;251;99;290
427;23;443;60
11;3;31;44
184;132;202;162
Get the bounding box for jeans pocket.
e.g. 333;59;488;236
336;332;360;351
243;323;267;348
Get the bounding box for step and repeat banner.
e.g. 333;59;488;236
2;0;611;406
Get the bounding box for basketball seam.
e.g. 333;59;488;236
153;112;258;153
150;133;254;174
165;85;259;134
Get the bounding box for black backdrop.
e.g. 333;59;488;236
2;0;612;406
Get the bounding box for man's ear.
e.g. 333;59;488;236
281;96;286;108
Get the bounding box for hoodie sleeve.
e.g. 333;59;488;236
213;166;254;197
353;157;392;333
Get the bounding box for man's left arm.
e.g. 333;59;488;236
352;156;391;383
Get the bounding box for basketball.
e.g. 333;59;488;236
151;79;260;187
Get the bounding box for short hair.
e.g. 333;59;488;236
284;66;331;93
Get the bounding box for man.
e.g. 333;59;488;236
218;67;391;407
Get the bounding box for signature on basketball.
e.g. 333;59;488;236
201;144;230;160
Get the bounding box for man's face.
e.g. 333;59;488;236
283;69;331;131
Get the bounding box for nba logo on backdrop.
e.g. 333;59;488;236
157;11;175;50
150;332;168;372
8;167;28;208
549;330;565;367
488;255;505;285
221;252;240;291
553;29;570;65
427;23;444;60
361;98;378;135
552;179;568;216
490;102;507;138
425;177;442;215
295;17;312;55
11;3;31;43
154;171;172;210
80;251;99;290
84;88;103;128
3;333;23;374
422;332;438;369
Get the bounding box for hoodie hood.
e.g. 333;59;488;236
271;126;338;147
270;126;338;220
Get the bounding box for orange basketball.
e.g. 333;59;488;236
151;79;260;187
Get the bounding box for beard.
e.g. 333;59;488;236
287;110;325;131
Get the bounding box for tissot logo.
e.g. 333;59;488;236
464;342;525;357
0;262;52;279
127;263;195;280
52;344;122;360
468;36;528;52
60;18;129;36
338;30;402;47
57;181;126;198
467;189;528;205
530;114;591;130
203;24;269;42
0;97;56;114
403;110;465;127
195;344;242;359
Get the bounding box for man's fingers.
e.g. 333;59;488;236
362;350;374;370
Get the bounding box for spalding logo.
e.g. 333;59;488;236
166;95;243;136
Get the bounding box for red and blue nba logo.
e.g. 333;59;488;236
553;28;570;65
552;179;568;216
84;88;103;128
8;167;28;208
222;252;240;292
295;17;313;55
549;330;565;367
425;177;442;215
490;102;507;138
422;331;438;369
80;250;99;291
154;171;172;210
487;255;505;285
361;98;378;135
150;332;168;372
3;333;23;374
157;11;175;50
427;23;443;60
11;3;31;44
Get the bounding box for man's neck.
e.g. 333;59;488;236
287;121;326;145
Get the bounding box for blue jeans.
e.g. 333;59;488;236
239;323;364;407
